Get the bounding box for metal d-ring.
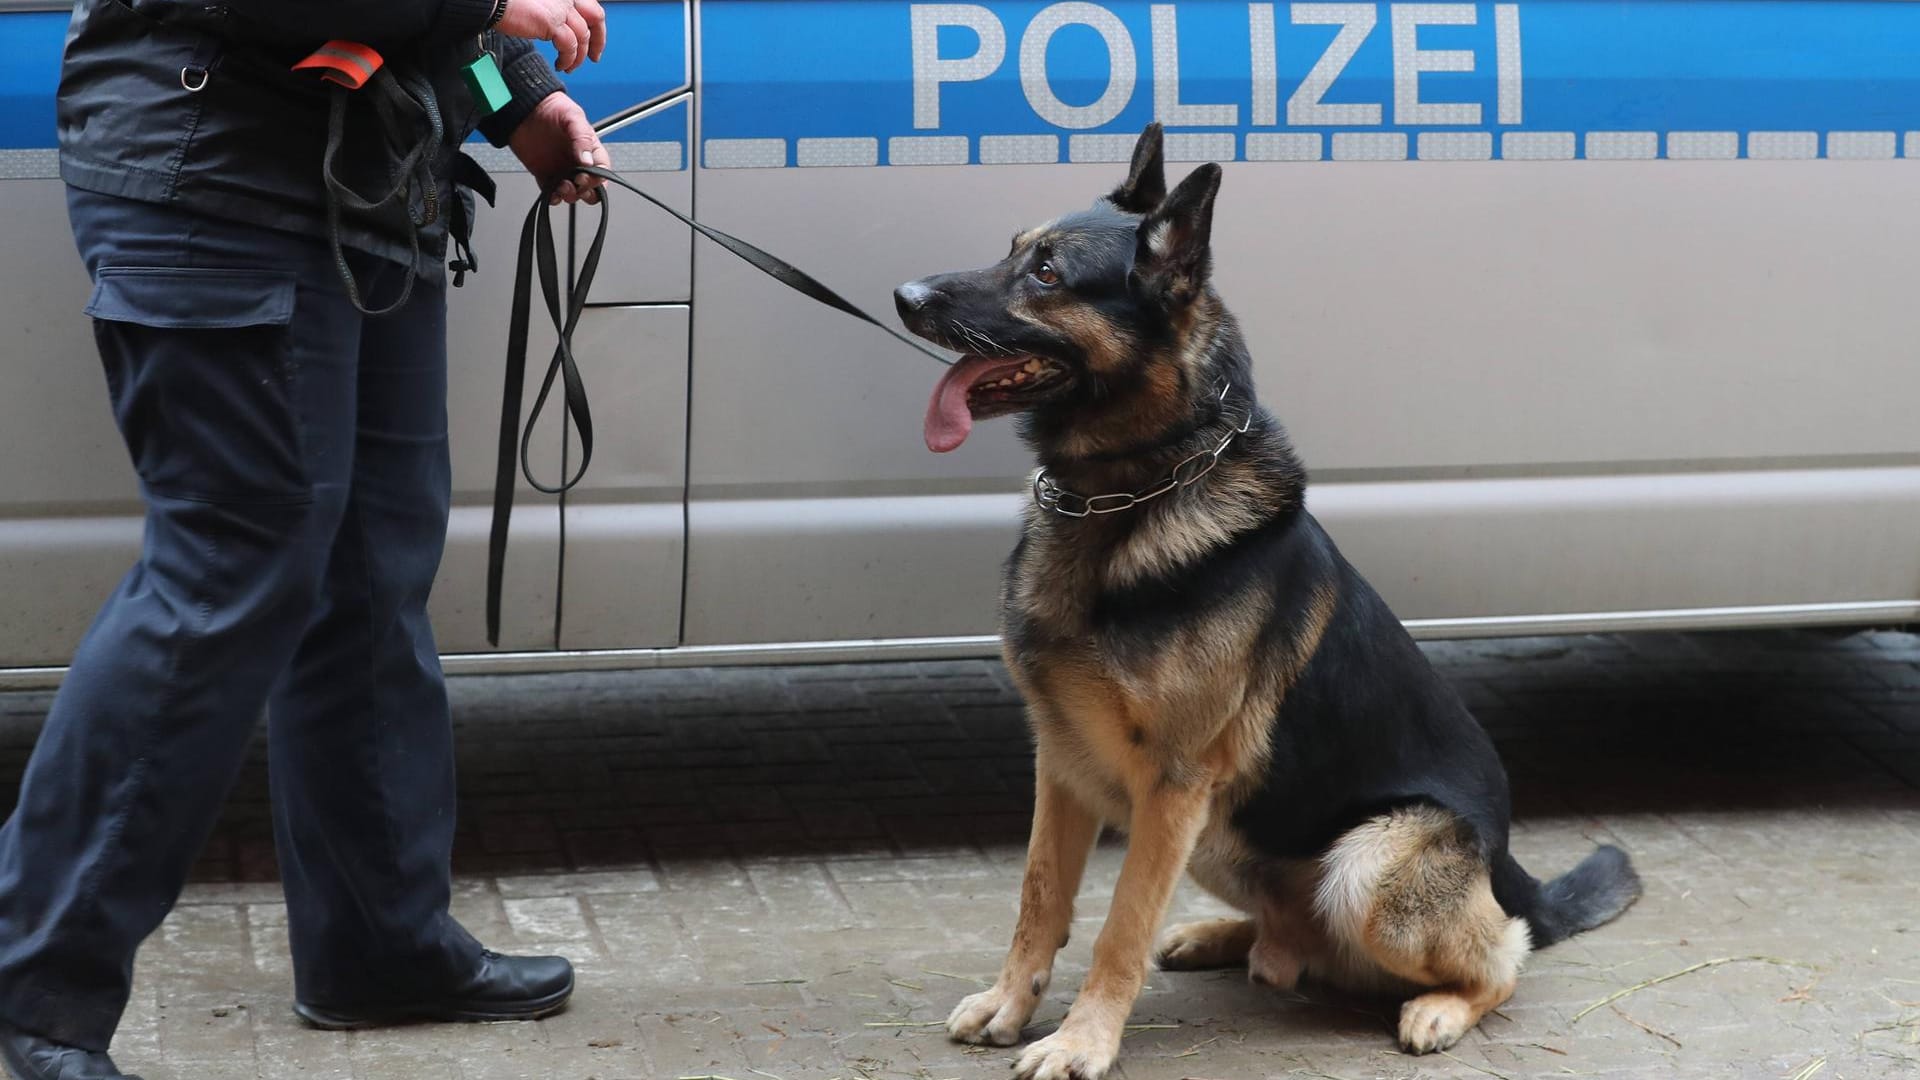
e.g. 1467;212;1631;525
181;67;210;93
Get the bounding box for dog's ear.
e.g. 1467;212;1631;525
1107;123;1166;213
1134;162;1221;306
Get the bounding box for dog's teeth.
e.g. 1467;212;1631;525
1013;372;1028;383
1024;360;1042;373
997;378;1013;387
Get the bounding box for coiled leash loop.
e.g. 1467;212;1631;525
486;159;954;645
298;39;456;317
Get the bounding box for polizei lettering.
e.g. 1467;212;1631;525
909;2;1523;131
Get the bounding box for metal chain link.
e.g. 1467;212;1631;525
1031;383;1254;518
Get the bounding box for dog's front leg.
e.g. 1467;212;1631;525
949;756;1100;1047
1014;779;1212;1080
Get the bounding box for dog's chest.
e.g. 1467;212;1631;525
1001;518;1281;814
1009;630;1258;817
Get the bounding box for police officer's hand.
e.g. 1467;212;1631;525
498;0;607;74
511;93;611;205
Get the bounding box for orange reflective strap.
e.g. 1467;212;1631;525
291;40;385;90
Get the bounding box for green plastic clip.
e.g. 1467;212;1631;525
463;50;512;116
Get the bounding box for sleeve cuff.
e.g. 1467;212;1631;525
432;0;499;42
476;45;566;146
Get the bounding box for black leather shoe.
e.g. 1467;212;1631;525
0;1024;138;1080
292;950;574;1030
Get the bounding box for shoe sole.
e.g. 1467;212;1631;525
292;978;574;1031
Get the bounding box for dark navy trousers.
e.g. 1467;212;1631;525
0;188;481;1050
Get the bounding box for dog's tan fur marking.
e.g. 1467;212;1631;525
1248;868;1331;991
1050;305;1137;377
1309;806;1529;1052
1009;289;1138;379
948;755;1101;1048
1011;774;1213;1080
1156;917;1256;970
985;555;1345;1076
1012;223;1055;253
1106;453;1298;588
1050;347;1189;460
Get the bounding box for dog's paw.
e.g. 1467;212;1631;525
1155;918;1254;971
947;979;1044;1047
1246;935;1303;990
1397;992;1475;1054
1012;1024;1120;1080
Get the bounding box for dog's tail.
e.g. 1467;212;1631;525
1495;845;1642;948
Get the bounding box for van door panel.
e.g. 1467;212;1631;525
563;1;693;304
683;0;1920;642
556;306;690;650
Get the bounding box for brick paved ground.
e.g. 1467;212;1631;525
2;628;1919;1080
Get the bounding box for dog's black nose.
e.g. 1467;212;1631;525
894;280;937;319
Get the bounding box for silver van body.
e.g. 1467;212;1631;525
3;0;1917;685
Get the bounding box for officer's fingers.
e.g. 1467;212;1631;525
561;106;604;166
565;109;599;154
577;0;608;62
542;0;570;41
553;179;579;204
566;137;602;188
563;10;591;71
549;27;576;71
551;21;580;72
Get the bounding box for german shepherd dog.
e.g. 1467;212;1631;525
892;125;1641;1080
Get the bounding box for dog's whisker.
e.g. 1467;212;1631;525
969;322;1012;355
956;321;997;354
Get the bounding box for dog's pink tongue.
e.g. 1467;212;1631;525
925;356;1003;453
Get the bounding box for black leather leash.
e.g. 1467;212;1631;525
486;161;954;645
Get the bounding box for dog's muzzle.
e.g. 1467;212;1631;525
894;280;938;323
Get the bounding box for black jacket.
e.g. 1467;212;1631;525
57;0;564;276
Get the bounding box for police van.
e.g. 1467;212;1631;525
2;0;1916;682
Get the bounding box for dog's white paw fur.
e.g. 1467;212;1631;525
947;978;1044;1047
1012;1023;1120;1080
1398;992;1475;1054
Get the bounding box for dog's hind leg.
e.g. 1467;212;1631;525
1157;892;1316;988
1314;806;1531;1054
948;752;1101;1048
1247;900;1316;990
1397;975;1519;1054
1156;917;1255;970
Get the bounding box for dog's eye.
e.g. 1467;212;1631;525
1032;261;1060;286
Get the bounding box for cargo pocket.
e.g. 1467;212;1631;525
86;267;296;329
86;266;312;504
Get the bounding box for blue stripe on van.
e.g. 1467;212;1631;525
0;13;66;151
698;0;1920;166
514;0;689;148
0;2;689;169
